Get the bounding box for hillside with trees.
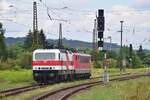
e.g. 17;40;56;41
0;22;150;70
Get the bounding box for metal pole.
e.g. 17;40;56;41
107;36;112;51
103;51;109;84
59;23;63;49
93;19;97;61
33;1;38;47
120;21;124;72
110;36;112;51
95;19;98;51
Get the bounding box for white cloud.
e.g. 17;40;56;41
105;5;150;49
135;0;150;8
2;0;94;42
1;1;150;49
0;0;11;13
136;0;150;4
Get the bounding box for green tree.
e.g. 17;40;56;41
137;45;145;61
132;54;142;68
0;23;7;62
107;51;118;60
16;52;32;69
24;29;47;50
108;59;117;68
92;51;102;68
39;29;47;48
24;30;33;50
143;54;150;65
7;44;25;59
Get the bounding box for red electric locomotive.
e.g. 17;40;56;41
32;49;91;83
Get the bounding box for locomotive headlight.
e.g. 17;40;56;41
49;73;54;77
34;73;39;76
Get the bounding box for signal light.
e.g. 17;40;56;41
98;40;104;47
98;9;104;16
97;16;105;31
98;32;103;38
129;44;133;58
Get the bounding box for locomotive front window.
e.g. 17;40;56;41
35;53;55;60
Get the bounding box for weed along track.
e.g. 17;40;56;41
0;76;100;98
0;73;146;99
33;74;150;100
0;84;46;98
0;73;138;99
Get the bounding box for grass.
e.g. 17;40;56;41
0;69;35;91
0;67;149;91
71;77;150;100
2;79;103;100
0;68;149;100
91;67;149;77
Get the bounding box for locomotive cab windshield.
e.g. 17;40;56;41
35;53;55;61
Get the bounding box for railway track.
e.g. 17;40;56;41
0;72;145;99
0;84;45;98
34;73;150;100
90;72;133;79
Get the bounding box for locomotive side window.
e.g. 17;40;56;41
68;53;72;61
35;53;55;61
80;56;90;63
60;53;66;61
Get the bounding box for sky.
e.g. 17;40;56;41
0;0;150;49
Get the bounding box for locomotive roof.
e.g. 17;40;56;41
74;52;91;57
33;49;91;56
33;49;64;53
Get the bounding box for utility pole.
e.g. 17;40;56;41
33;1;38;47
93;20;96;54
108;36;112;51
95;19;98;51
58;23;63;49
93;20;96;51
92;19;99;61
92;20;95;61
120;21;124;72
93;28;95;51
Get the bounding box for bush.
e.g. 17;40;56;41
93;61;102;68
108;59;117;68
16;52;32;69
0;62;11;70
132;55;142;68
143;56;150;65
0;59;16;70
12;65;21;71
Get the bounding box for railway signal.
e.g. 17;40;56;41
129;44;133;61
96;9;109;83
97;9;105;48
129;44;133;67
